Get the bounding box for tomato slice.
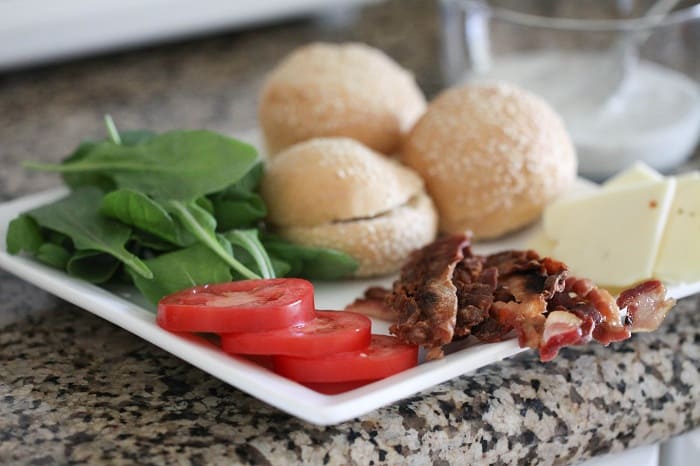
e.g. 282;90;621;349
273;335;418;383
219;310;371;357
157;278;315;333
303;380;374;395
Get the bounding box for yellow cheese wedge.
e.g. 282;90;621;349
654;172;700;284
543;179;676;287
603;162;662;190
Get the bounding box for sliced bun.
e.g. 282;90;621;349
402;83;577;239
261;137;424;227
278;193;438;277
261;137;438;277
259;42;426;155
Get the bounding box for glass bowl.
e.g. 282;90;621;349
440;0;700;179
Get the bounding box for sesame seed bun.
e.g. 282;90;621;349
278;193;438;277
402;83;577;239
259;42;426;155
261;138;438;277
261;138;424;227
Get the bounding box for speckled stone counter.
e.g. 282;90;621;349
1;1;699;465
2;273;699;465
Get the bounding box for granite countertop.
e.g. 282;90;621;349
1;1;699;464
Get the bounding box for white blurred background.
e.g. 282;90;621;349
0;0;378;70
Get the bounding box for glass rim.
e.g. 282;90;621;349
444;0;700;32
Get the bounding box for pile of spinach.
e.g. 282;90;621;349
7;117;357;304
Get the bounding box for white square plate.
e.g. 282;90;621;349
1;182;698;425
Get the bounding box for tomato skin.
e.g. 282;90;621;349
157;278;315;333
303;380;373;395
239;354;275;371
220;311;371;358
273;335;418;383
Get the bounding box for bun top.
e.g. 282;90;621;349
259;42;426;155
403;83;577;238
261;138;425;227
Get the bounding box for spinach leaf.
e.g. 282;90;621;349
117;130;158;146
62;141;116;192
234;161;264;192
35;243;71;269
130;231;180;252
211;161;266;230
28;130;258;201
61;130;157;191
7;216;73;270
223;229;275;279
46;230;72;249
6;214;43;254
269;257;291;278
67;250;121;283
167;200;261;280
101;189;192;247
104;115;122;144
129;244;233;304
195;196;215;215
213;189;266;230
29;129;263;280
226;244;291;280
262;235;358;280
24;187;152;279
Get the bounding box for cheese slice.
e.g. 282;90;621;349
603;162;662;190
654;172;700;284
543;179;676;287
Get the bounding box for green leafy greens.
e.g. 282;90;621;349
7;118;358;304
130;244;233;305
26;130;258;200
20;187;152;279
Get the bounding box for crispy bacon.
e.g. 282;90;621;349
540;311;587;361
385;234;675;361
345;287;397;321
389;235;469;359
618;280;675;333
558;276;631;345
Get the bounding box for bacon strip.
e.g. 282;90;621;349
389;235;469;359
345;287;397;321
385;234;675;361
618;280;675;333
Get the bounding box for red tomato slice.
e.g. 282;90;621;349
219;310;371;358
239;355;275;371
273;335;418;383
303;380;374;395
157;278;315;333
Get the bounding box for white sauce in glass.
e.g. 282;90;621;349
470;52;700;179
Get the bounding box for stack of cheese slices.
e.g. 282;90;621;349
538;162;700;289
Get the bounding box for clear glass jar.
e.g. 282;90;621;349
440;0;700;179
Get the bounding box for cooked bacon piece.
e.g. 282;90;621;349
345;287;397;321
492;296;547;350
618;280;675;332
540;311;587;361
561;277;630;345
385;234;676;362
476;253;566;350
453;257;493;337
389;235;469;358
470;317;512;342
